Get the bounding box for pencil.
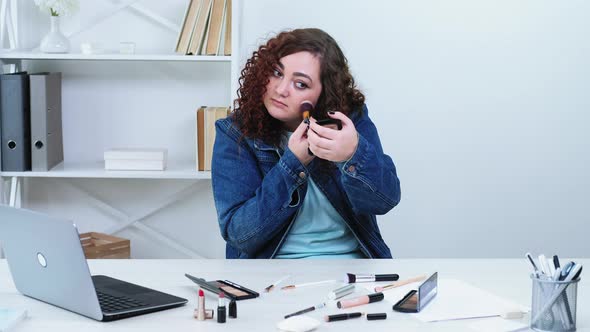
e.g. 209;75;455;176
374;275;427;292
264;275;291;293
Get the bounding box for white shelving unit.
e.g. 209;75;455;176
0;0;242;258
0;52;231;62
0;161;211;179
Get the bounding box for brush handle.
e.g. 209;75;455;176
375;274;399;282
375;275;427;292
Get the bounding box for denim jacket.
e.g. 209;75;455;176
211;105;401;259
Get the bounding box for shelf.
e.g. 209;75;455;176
0;161;211;179
0;52;231;62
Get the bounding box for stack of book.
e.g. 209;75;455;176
175;0;232;56
0;71;64;172
104;148;168;171
196;106;230;171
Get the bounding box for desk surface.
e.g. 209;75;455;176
1;259;587;332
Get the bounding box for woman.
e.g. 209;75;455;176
212;28;400;259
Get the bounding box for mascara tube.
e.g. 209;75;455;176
324;312;364;322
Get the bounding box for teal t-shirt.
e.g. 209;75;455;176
275;175;364;259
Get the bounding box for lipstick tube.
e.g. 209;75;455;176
217;292;226;323
337;292;384;309
197;289;206;321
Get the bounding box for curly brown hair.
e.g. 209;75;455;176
233;28;365;146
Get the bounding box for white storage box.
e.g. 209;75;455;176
104;148;167;171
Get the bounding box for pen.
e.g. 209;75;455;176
553;255;561;269
525;252;540;274
264;275;291;293
324;312;364;322
538;254;549;275
284;303;325;319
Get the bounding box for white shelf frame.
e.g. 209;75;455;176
0;161;212;180
0;52;231;62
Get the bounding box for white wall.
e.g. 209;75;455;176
18;0;590;258
238;0;590;258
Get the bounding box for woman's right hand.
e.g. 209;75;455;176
288;121;315;166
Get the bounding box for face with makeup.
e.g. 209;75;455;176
263;51;323;131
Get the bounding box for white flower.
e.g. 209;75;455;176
34;0;79;17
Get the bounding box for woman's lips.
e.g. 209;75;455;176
272;98;288;109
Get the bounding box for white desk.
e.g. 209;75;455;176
1;259;588;331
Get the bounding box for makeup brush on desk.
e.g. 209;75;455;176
374;275;427;292
281;279;339;290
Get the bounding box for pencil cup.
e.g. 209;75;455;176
530;276;579;332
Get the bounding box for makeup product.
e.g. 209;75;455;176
393;272;438;313
185;274;259;300
205;309;214;319
284;303;326;319
195;308;215;320
367;313;387;320
281;279;338;290
300;101;313;124
228;299;237;318
264;275;291;293
374;275;427;292
217;292;226;323
324;312;364;322
346;273;399;283
212;280;259;300
328;284;355;300
337;292;384;309
197;289;206;321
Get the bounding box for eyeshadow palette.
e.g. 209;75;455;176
213;280;259;300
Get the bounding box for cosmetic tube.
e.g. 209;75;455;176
217;292;226;323
328;284;355;300
325;312;363;322
337;292;384;309
197;289;206;321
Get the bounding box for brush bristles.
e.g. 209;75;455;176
300;102;314;113
346;273;356;283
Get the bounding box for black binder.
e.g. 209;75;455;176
0;72;31;171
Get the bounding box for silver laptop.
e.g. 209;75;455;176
0;206;187;321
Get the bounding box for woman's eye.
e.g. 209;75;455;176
273;69;282;77
295;82;308;89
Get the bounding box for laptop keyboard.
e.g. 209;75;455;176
97;291;147;313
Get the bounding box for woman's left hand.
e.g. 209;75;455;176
307;111;359;162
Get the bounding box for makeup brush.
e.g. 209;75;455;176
374;275;427;292
281;279;338;290
345;273;399;283
300;101;314;124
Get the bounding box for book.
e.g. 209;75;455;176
196;106;229;171
104;148;167;171
0;308;27;332
223;0;232;55
204;0;226;55
188;0;213;55
175;0;202;55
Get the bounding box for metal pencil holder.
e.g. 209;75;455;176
530;276;579;332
